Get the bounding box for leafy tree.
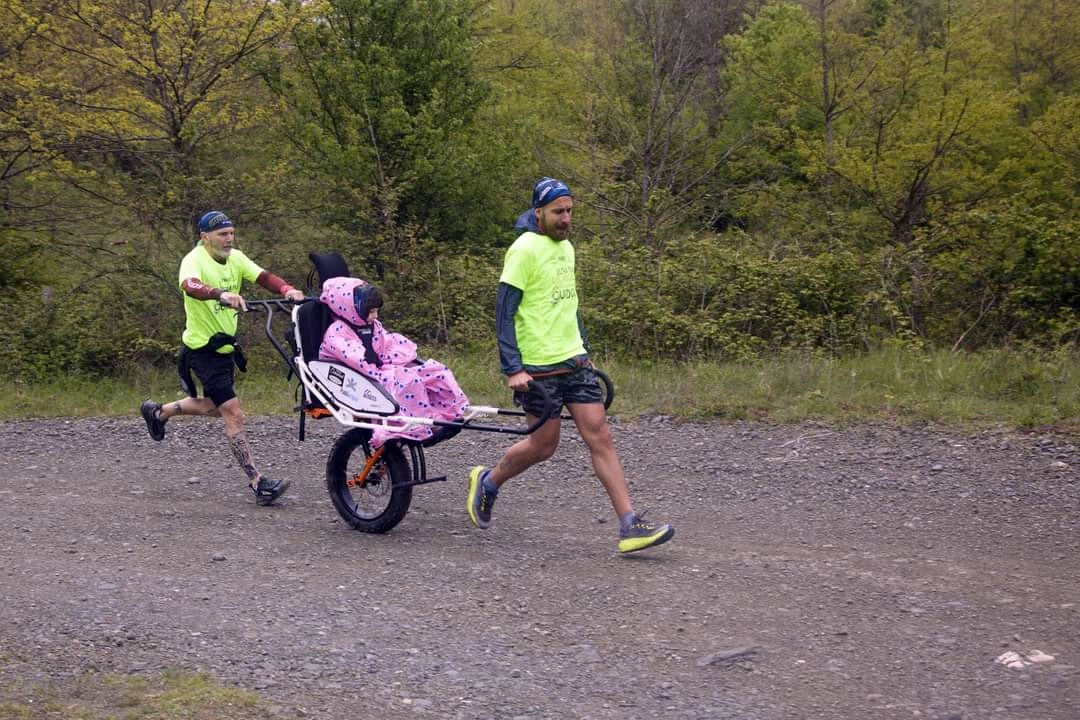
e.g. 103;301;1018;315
721;0;1046;345
573;0;755;249
16;0;306;247
472;0;594;213
991;0;1080;120
0;0;310;376
269;0;523;277
1;2;54;231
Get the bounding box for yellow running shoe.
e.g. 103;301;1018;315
618;513;674;553
466;466;497;529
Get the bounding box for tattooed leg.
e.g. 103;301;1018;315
156;401;183;421
495;456;524;477
227;432;261;484
488;420;560;486
160;397;216;420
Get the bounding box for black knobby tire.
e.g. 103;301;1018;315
325;428;413;533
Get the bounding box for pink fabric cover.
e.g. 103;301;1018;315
318;277;470;447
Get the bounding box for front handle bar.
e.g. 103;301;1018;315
490;367;615;422
234;298;613;436
451;379;557;435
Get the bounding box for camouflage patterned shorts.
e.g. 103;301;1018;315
513;366;603;417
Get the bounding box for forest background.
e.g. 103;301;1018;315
2;0;1078;426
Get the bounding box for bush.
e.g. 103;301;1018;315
578;232;873;361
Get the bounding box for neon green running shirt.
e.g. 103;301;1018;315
499;231;585;366
178;245;263;352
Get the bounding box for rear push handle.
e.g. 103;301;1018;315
229;297;314;377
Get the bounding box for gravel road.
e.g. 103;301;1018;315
1;415;1077;719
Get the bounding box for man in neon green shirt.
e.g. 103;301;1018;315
140;210;305;505
466;178;675;553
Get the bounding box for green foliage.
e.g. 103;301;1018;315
0;230;39;290
336;240;504;349
1;0;1078;379
8;0;307;230
716;0;1079;350
579;232;872;360
5;270;182;382
571;0;751;244
1;0;318;384
269;0;524;273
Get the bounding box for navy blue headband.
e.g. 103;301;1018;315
532;177;572;208
198;210;233;233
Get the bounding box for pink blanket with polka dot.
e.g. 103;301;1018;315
318;277;470;447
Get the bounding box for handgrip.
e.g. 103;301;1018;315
225;297;316;312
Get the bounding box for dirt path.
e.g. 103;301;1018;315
1;416;1077;719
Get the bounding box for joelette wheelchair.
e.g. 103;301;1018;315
241;252;612;534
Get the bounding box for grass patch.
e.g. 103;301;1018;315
0;670;276;720
3;347;1078;434
442;345;1080;432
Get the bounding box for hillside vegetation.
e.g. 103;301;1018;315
2;0;1077;387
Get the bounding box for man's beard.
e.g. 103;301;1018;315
544;224;570;240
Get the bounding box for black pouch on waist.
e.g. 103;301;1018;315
203;332;246;372
233;345;247;372
177;346;198;397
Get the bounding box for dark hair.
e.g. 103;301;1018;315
353;283;384;320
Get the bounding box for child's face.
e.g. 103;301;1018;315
368;307;379;322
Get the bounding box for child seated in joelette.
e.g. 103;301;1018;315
318;276;470;447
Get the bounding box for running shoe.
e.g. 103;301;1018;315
140;400;166;441
618;513;675;554
466;466;497;529
251;477;290;506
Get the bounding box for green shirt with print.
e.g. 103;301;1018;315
499;231;586;367
179;245;264;353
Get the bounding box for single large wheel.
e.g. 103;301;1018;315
326;428;413;533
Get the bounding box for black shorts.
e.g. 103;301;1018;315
513;366;603;417
182;349;237;407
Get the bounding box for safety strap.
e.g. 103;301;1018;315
343;322;382;367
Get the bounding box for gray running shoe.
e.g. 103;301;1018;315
252;477;290;506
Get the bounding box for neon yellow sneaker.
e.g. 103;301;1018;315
466;466;497;529
618;513;674;554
